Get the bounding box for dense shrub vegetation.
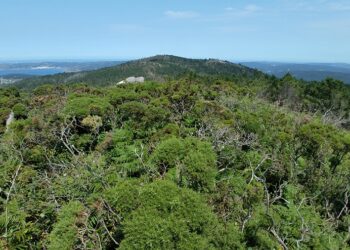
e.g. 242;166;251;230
1;72;350;249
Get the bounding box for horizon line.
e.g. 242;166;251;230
0;55;349;65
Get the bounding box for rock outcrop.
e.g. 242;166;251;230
6;111;14;132
117;76;145;85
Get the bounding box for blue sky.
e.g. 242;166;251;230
1;0;350;62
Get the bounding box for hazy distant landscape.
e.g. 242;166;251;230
242;62;350;84
0;61;123;83
2;59;350;85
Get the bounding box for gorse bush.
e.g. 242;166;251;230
1;73;350;249
47;201;86;250
150;137;217;192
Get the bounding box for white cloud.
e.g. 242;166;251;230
164;10;199;19
225;4;261;16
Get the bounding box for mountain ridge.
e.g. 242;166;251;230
13;55;262;89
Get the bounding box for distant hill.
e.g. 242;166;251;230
241;62;350;84
14;55;261;89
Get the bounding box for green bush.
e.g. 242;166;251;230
150;137;217;192
64;94;112;119
47;201;86;250
13;103;28;119
115;180;244;249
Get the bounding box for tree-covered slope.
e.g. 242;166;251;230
14;55;261;89
1;71;350;249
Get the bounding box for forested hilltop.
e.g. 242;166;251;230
1;57;350;249
13;55;261;89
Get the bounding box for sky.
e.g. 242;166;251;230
0;0;350;62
